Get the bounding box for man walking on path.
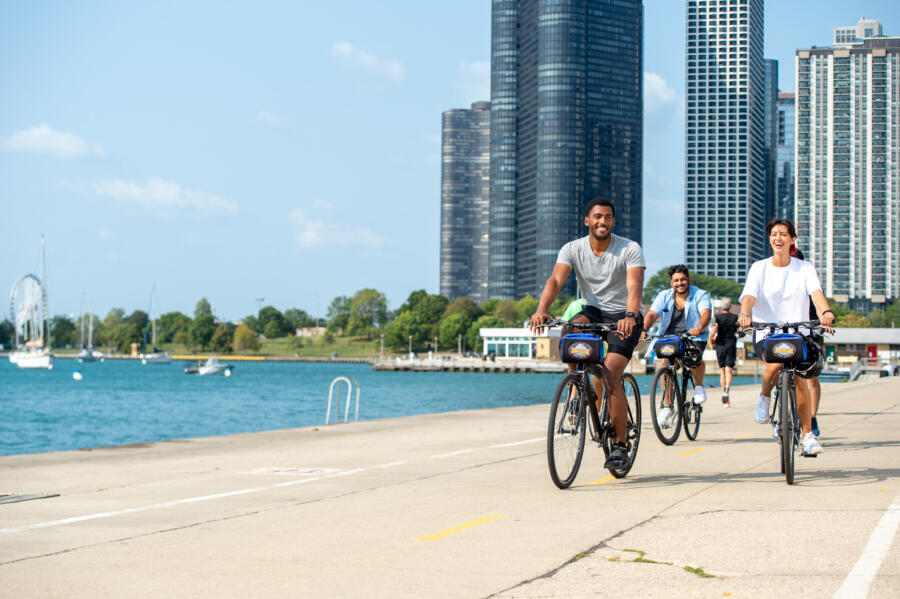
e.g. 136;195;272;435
708;297;740;407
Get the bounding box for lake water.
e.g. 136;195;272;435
0;359;757;456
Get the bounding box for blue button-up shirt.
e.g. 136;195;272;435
649;285;712;341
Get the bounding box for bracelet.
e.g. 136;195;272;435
739;312;751;317
822;309;833;315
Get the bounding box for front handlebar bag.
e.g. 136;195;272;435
762;333;807;365
560;334;604;364
654;336;684;359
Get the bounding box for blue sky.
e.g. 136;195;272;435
2;1;897;322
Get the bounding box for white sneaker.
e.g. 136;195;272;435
802;432;823;455
658;406;675;428
754;396;771;424
693;386;707;405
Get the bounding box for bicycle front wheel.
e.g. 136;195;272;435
649;368;681;445
682;373;702;441
781;369;797;485
547;373;586;489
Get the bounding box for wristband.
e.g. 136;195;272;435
625;311;639;323
822;309;833;315
739;312;751;317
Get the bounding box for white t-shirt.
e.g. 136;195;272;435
740;257;822;338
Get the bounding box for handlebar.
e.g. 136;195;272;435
743;320;829;336
540;318;619;334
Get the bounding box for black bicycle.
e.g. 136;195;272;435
746;320;826;485
647;332;704;445
543;319;642;488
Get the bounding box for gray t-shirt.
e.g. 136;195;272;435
556;234;646;313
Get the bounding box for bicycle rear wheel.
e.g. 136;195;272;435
649;368;681;445
780;369;796;485
547;373;586;489
682;372;702;441
602;373;641;478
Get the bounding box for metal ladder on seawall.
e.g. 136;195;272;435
325;376;361;424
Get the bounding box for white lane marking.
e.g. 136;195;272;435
490;437;544;448
0;436;540;535
431;449;474;458
834;493;900;599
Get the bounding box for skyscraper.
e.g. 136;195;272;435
795;22;900;311
440;101;491;302
488;0;643;300
774;92;794;221
763;58;779;242
684;0;766;282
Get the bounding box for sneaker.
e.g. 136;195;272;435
811;416;820;437
604;443;630;469
723;400;731;408
802;432;823;456
721;393;729;405
658;406;675;428
754;395;771;424
693;386;707;405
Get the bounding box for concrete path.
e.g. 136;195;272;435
1;377;898;598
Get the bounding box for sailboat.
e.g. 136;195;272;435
8;237;55;370
141;283;171;365
76;296;103;362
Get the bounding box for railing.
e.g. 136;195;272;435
847;360;864;381
325;376;360;424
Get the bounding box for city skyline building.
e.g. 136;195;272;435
795;21;900;311
774;92;794;221
440;101;491;303
684;0;767;282
488;0;644;299
763;58;779;241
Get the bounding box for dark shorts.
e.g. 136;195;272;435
715;343;736;368
571;305;642;360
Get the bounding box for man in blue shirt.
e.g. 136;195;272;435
642;265;712;427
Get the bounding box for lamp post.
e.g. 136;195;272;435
380;333;384;360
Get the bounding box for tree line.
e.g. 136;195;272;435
2;270;893;354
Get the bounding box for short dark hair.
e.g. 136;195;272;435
585;197;615;218
668;264;690;279
765;218;797;238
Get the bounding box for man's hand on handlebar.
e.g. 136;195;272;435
530;311;552;333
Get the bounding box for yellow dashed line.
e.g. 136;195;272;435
679;448;706;457
736;433;752;439
589;475;616;485
418;515;506;541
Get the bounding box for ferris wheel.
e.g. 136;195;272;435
9;273;48;347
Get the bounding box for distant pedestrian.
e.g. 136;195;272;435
708;297;739;407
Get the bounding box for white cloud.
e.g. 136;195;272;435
289;208;389;252
453;60;490;106
94;178;237;217
1;124;103;158
331;41;405;82
644;72;677;113
257;109;287;126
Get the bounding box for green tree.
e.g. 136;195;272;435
242;314;260;333
113;314;144;354
439;313;472;350
189;314;216;350
326;296;351;333
493;300;520;326
233;323;260;352
868;302;900;328
284;308;315;330
480;298;502;315
837;312;871;328
0;319;15;348
467;315;505;352
50;315;77;347
443;297;482;322
126;310;149;341
384;311;419;352
158;311;191;343
258;306;290;338
194;298;213;318
100;308;125;347
347;288;389;338
210;323;235;353
549;295;574;317
515;295;539;323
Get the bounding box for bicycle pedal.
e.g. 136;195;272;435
800;452;818;458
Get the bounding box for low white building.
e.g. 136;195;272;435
480;327;561;359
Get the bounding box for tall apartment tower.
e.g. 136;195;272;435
774;92;794;221
795;24;900;311
440;101;491;302
684;0;766;281
489;0;643;299
763;58;779;238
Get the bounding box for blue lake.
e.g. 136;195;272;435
0;359;757;456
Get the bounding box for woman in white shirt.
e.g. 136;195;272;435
738;219;835;455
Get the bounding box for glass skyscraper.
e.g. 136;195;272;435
795;28;900;310
774;92;794;221
488;0;643;299
684;0;767;282
440;101;491;302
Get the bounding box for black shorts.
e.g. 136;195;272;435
572;305;642;360
715;343;736;368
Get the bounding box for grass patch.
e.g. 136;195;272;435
684;566;716;579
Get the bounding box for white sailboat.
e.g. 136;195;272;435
141;283;171;365
9;237;55;370
76;297;103;362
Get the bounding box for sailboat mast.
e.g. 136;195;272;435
41;235;50;349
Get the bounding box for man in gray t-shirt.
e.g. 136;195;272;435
530;197;646;470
